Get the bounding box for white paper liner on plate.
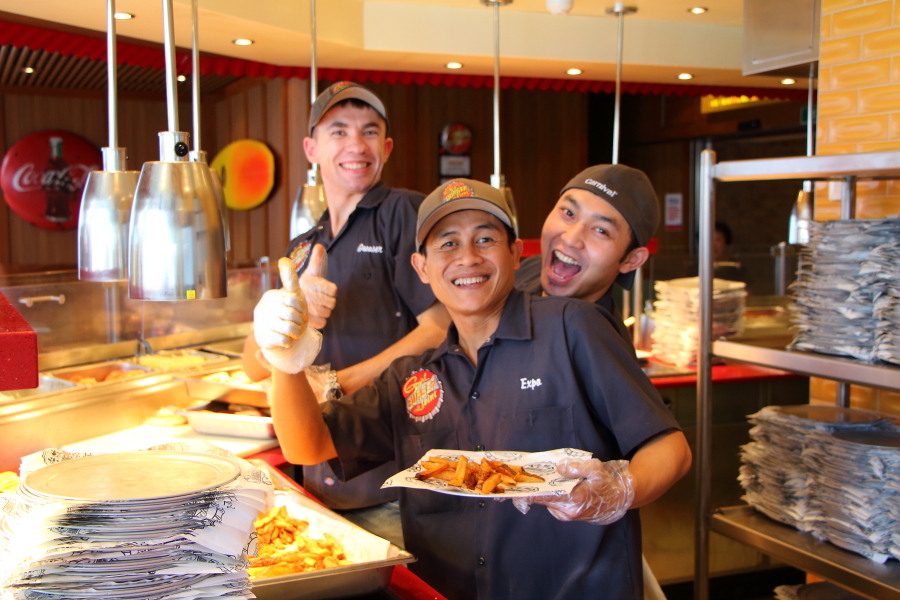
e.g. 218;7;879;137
382;448;590;498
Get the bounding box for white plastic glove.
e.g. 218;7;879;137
512;458;635;526
253;257;322;374
300;244;337;330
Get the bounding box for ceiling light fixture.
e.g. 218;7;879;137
688;7;708;15
678;73;693;80
114;12;134;19
781;78;796;85
23;67;34;74
445;62;463;69
566;68;582;75
177;74;186;82
231;38;254;46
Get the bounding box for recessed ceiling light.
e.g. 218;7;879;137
781;78;796;85
445;62;463;69
114;12;134;20
232;38;254;46
566;68;583;76
678;73;693;80
23;67;34;74
177;75;187;82
688;7;708;15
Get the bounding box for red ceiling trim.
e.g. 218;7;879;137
0;18;809;101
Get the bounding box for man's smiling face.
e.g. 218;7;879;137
304;102;393;199
540;188;645;303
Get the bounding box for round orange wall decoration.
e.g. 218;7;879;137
210;139;276;210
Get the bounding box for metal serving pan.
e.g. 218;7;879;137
179;403;275;439
124;349;228;372
1;375;81;400
249;463;416;600
49;361;153;386
179;366;268;408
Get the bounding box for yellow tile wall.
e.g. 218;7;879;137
813;0;900;414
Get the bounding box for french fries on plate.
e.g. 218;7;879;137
414;454;545;494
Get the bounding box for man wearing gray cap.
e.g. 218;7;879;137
254;178;691;600
246;81;449;542
516;163;659;343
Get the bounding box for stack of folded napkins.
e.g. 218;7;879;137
0;441;272;600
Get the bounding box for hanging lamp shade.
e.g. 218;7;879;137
77;0;139;282
127;0;225;301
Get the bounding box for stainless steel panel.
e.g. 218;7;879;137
743;0;819;77
713;152;900;183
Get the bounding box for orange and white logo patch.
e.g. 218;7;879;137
441;181;475;203
403;370;444;422
289;240;312;272
332;81;353;94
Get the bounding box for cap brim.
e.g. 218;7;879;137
416;199;512;248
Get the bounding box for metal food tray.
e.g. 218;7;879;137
1;375;81;400
49;361;153;386
123;349;228;372
250;464;416;600
180;366;267;407
179;403;275;439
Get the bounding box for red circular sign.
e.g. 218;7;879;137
440;123;472;155
0;130;101;230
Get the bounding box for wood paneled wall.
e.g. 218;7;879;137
0;79;590;270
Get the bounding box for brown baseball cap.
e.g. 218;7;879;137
308;81;388;135
560;164;660;289
416;179;514;249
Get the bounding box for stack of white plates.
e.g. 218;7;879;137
803;429;900;562
790;219;900;362
738;405;891;536
775;581;869;600
0;449;271;600
650;277;746;366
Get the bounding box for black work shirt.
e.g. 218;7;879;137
285;182;436;509
322;289;680;600
516;253;632;346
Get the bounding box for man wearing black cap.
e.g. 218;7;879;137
516;163;659;342
246;81;449;541
254;178;691;600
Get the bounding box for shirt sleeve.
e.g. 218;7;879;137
563;301;680;458
381;190;437;317
321;367;398;483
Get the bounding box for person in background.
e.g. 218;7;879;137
244;81;449;545
712;220;746;283
253;178;692;600
515;163;659;344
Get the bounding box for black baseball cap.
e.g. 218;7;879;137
560;164;660;289
308;81;388;135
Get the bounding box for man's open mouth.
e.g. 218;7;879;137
549;250;581;280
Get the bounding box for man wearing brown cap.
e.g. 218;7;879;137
516;163;659;342
254;178;691;600
246;82;448;541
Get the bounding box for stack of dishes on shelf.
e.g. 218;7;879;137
861;241;900;365
739;405;899;562
650;277;746;366
0;448;272;599
775;581;869;600
790;218;900;362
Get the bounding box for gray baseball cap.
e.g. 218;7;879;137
308;81;388;135
560;164;660;289
416;179;514;249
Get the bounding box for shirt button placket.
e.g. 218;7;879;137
477;557;486;566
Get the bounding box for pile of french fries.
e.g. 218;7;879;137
247;505;353;579
414;454;544;494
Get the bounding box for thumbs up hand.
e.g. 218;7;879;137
253;257;322;374
300;244;337;330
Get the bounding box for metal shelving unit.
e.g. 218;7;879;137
695;149;900;600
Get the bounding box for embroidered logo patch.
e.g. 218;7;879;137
332;81;353;94
403;370;444;422
441;181;475;203
289;240;312;272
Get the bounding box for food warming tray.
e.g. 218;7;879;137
49;361;153;386
179;403;276;439
124;349;228;372
249;463;416;600
179;366;268;408
1;375;81;400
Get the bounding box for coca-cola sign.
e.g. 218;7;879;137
1;130;101;231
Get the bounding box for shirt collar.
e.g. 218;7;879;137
427;289;533;364
355;180;389;209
